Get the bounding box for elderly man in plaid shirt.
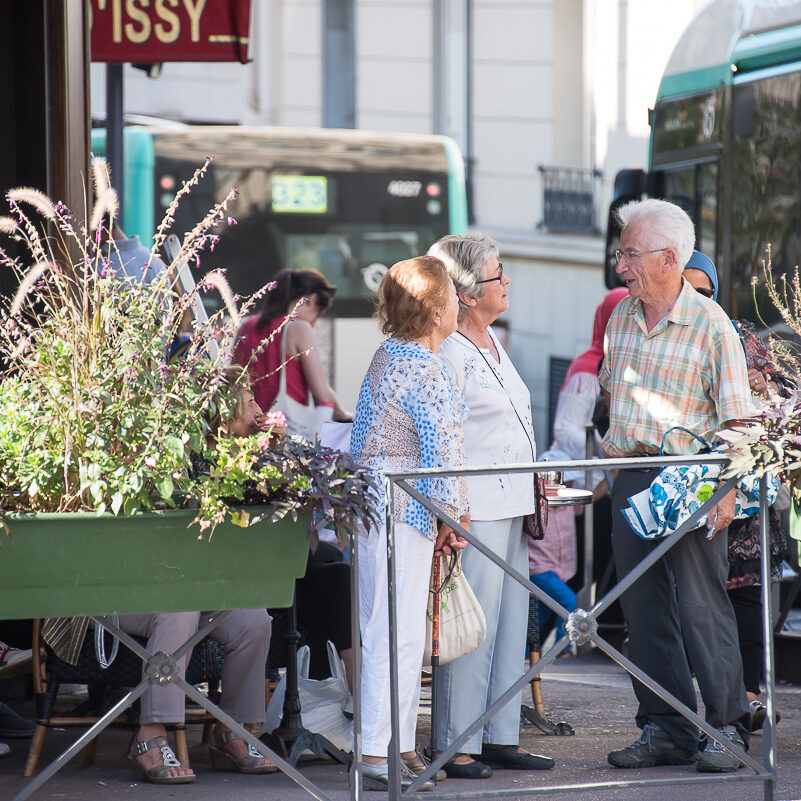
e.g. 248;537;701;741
600;198;756;773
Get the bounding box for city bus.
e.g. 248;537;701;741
91;124;468;403
604;2;801;327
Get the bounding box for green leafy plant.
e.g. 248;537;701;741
0;161;374;538
193;434;377;545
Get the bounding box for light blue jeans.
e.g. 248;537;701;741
433;517;528;754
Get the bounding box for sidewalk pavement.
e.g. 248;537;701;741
2;650;800;801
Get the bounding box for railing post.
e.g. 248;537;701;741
348;520;363;801
384;477;403;801
759;474;777;801
575;424;596;656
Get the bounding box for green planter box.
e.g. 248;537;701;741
0;509;310;620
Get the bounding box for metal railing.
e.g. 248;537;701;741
382;454;778;800
537;166;602;235
14;453;778;801
13;556;367;801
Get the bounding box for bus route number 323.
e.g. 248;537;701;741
271;175;328;214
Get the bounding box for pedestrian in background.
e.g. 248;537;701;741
543;288;629;643
235;269;351;431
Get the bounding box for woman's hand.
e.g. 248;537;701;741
747;368;769;398
434;515;469;556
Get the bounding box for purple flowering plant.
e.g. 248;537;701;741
0;159;373;538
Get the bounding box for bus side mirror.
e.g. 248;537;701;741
604;169;648;289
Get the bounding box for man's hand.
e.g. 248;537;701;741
706;488;736;538
435;515;469;556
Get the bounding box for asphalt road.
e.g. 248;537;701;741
2;651;799;801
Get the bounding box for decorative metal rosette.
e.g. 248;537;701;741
565;608;597;646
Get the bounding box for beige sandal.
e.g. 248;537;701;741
208;726;278;774
127;735;195;784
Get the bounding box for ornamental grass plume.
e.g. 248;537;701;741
0;161;374;538
720;246;801;505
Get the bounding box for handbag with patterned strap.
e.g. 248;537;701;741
523;475;549;541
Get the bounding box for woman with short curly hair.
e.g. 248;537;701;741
350;255;469;791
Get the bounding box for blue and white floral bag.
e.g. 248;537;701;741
623;427;778;540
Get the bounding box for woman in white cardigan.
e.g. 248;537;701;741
428;233;554;778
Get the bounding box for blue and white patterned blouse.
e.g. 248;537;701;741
350;337;469;539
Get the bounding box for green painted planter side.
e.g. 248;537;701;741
0;509;310;620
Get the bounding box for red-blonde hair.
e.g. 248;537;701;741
376;256;452;340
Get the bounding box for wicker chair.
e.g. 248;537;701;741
24;619;225;776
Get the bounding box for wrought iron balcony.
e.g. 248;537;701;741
538;165;602;235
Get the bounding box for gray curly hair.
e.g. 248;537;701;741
427;232;499;320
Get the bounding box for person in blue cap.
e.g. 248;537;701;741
683;250;719;301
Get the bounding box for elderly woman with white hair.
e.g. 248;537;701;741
427;233;554;778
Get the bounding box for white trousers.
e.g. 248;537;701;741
359;522;434;757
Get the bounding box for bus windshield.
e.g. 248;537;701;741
148;127;459;317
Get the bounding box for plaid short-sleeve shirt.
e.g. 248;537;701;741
599;281;755;457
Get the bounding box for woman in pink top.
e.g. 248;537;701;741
234;269;351;422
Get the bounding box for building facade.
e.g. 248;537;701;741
91;0;705;444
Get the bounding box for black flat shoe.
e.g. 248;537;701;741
443;756;493;779
481;745;554;770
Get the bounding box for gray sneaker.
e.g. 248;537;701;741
696;727;745;773
608;723;698;768
360;761;434;791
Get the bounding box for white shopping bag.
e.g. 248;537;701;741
319;420;353;453
264;641;353;753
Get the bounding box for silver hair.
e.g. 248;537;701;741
427;232;499;319
616;198;695;271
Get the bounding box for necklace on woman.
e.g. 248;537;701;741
456;328;500;363
455;330;534;457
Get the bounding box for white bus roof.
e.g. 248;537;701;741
659;0;801;98
146;126;452;173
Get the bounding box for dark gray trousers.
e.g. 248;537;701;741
611;467;751;751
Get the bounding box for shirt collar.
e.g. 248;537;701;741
667;279;698;326
627;278;696;330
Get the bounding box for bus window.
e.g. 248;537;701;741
361;230;421;266
731;71;801;322
653;162;717;264
661;169;695;219
697;163;718;260
284;234;355;291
